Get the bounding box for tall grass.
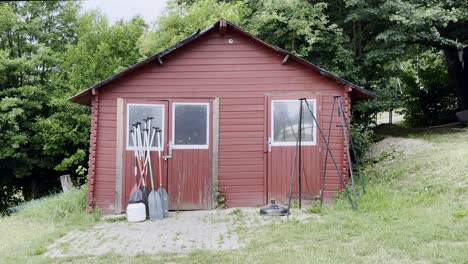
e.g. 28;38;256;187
16;185;100;225
0;185;100;263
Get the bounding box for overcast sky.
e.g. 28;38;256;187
80;0;168;25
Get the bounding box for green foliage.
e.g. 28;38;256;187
228;208;242;217
345;0;468;112
0;185;23;216
63;12;147;91
245;0;358;80
214;189;226;209
453;209;468;219
0;2;83;203
400;50;458;126
306;202;321;214
138;0;244;56
350;123;374;161
0;1;148;211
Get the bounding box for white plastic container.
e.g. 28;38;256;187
126;203;146;222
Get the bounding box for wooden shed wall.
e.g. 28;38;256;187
91;29;348;212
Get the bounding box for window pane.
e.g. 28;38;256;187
174;104;208;145
272;101;314;143
128;105;163;148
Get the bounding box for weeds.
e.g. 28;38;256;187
453;209;468;219
228;208;242;217
305;202;321;214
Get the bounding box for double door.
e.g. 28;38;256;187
122;98;212;210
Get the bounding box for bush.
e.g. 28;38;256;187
0;184;24;216
350;124;374;162
16;185;100;225
401;51;459;127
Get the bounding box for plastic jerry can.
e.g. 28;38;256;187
126;202;146;222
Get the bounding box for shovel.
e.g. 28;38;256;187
156;127;169;218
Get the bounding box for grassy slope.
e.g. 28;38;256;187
168;127;467;263
0;186;100;263
1;127;466;263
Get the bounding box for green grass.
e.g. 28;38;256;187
0;186;100;263
1;128;467;263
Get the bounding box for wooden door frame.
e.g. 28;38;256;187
117;98;170;213
264;92;322;204
167;98;215;209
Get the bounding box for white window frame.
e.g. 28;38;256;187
271;99;317;146
172;102;210;149
126;103;165;151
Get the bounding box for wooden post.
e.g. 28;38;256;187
115;98;124;214
60;175;73;193
212;97;219;208
389;109;393;124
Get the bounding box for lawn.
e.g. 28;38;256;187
1;126;467;263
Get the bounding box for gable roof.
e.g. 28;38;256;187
69;19;376;105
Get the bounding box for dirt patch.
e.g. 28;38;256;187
369;137;430;160
46;207;314;257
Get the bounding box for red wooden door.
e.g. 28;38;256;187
122;99;169;211
267;95;321;204
166;99;212;210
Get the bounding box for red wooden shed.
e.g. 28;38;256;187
70;19;375;214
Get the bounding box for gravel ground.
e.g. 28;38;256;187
46;207;314;257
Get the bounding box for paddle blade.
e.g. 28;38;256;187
129;187;142;204
148;190;164;220
157;187;169;218
140;186;149;217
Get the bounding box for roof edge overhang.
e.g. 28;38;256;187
69;19;376;106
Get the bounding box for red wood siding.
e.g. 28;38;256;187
91;29;349;211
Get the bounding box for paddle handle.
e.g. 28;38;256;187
156;128;163;187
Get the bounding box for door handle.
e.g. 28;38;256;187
163;140;173;160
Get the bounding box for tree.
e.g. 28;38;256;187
62;12;147;91
0;2;147;209
344;0;468;110
138;0;245;56
0;1;81;200
244;0;358;80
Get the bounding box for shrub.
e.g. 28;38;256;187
0;184;24;216
400;51;459;127
350;124;374;162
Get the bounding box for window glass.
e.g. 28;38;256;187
174;104;208;146
127;104;164;149
272;100;314;143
